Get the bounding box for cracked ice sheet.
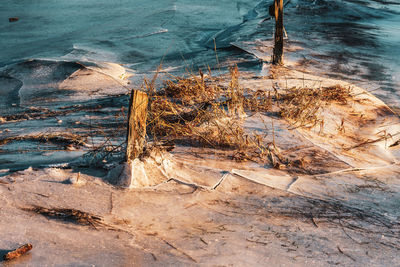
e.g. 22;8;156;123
1;164;400;266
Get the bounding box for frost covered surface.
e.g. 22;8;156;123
1;68;400;265
1;158;400;265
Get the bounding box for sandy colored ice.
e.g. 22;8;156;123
1;64;400;266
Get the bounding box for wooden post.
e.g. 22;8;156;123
126;89;148;161
272;0;284;65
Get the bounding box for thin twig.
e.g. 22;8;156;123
337;246;356;262
161;238;198;263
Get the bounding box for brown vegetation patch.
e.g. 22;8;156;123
147;67;244;146
142;67;355;170
0;132;87;148
22;206;105;229
279;85;351;129
145;66;278;164
163;70;221;104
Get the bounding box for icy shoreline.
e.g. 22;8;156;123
1;62;400;265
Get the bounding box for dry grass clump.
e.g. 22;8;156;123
134;66;353;168
163;70;222;104
145;66;277;163
147;66;243;144
319;85;352;104
244;90;272;112
279;84;351;129
22;206;105;229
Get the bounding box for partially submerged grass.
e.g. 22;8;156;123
0;132;87;148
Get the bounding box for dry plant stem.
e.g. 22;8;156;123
3;244;33;261
160;238;198;263
227;66;244;116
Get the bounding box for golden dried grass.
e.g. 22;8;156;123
144;66;289;165
136;67;352;168
279;84;351;129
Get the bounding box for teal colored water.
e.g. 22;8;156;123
0;0;256;70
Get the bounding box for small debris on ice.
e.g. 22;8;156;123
3;243;33;261
67;172;86;186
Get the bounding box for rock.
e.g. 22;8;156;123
9;17;19;22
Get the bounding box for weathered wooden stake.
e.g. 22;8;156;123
272;0;284;65
126;89;148;161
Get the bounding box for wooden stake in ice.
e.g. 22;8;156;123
272;0;284;65
126;89;148;161
110;89;150;188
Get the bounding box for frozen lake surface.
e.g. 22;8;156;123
0;0;400;169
